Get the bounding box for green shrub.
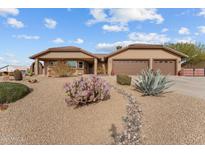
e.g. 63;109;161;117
14;69;23;80
133;69;173;96
26;69;33;76
117;74;132;85
0;82;30;104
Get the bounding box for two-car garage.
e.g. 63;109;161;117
107;44;187;76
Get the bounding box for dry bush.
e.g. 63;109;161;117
52;61;75;77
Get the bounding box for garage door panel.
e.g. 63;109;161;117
153;59;176;75
113;60;149;75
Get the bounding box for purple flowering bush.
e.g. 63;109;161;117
64;76;111;106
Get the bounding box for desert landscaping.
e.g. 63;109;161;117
1;74;205;144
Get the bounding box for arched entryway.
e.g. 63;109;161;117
30;61;44;75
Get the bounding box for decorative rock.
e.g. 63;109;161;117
110;85;142;145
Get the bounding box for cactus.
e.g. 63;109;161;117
14;69;23;81
134;68;173;96
64;76;110;106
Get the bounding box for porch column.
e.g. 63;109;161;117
44;61;48;76
34;58;39;75
149;58;153;70
108;59;112;75
94;58;98;75
102;63;106;74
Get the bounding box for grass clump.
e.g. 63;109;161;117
0;82;30;104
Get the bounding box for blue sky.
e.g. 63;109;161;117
1;8;205;67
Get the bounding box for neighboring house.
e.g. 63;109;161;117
0;65;29;75
30;44;188;76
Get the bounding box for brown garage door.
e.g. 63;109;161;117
153;59;176;75
113;60;149;75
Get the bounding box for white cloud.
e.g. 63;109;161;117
96;32;170;51
102;24;128;32
96;41;133;51
52;38;65;44
198;26;205;34
7;18;24;28
0;8;19;17
128;32;170;44
161;28;168;33
12;34;40;40
44;18;57;29
73;38;84;44
0;52;20;67
178;27;190;35
197;9;205;17
87;8;164;25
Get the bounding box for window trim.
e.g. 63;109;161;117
78;61;84;69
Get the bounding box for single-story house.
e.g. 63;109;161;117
30;44;188;76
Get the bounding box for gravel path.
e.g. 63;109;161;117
0;76;126;144
106;76;205;144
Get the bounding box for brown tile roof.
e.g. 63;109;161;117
30;46;98;59
106;43;188;58
93;54;108;59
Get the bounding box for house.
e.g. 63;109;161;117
0;65;29;75
30;44;188;76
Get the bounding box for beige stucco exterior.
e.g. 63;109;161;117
107;48;182;75
33;51;97;76
31;45;187;76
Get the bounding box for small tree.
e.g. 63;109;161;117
52;61;74;77
167;42;205;67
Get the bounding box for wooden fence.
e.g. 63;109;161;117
181;68;205;77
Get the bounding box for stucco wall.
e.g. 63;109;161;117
39;51;93;59
107;49;182;75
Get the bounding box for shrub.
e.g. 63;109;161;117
133;68;173;96
26;69;33;76
53;61;74;77
14;69;23;81
0;82;30;104
117;74;131;85
64;76;110;106
97;65;104;74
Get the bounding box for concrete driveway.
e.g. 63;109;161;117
169;76;205;100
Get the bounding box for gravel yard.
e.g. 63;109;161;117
1;75;205;145
106;76;205;144
0;76;126;144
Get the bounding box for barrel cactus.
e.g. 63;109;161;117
133;68;173;96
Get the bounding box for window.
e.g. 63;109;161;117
66;60;77;68
48;61;57;66
78;61;84;69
